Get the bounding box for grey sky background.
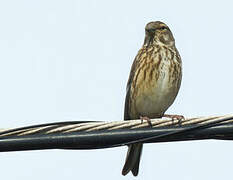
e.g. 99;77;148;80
0;0;233;179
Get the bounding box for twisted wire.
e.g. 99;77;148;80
0;114;233;152
0;114;232;138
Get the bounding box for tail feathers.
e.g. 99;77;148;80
122;143;143;176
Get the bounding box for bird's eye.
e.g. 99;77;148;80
159;26;167;30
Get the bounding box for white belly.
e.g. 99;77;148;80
134;61;180;118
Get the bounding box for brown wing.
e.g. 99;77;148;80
124;49;143;120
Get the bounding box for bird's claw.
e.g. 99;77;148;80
140;116;153;127
163;114;185;125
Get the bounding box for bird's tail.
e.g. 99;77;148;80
122;143;143;176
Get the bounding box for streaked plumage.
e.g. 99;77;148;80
122;21;182;176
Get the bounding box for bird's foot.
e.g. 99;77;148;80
163;114;185;125
140;116;152;127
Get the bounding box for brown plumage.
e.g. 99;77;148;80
122;21;182;176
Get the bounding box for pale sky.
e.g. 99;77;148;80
0;0;233;179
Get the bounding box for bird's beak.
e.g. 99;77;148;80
143;33;154;47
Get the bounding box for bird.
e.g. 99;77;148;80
122;21;183;176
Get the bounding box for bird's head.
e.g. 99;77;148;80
144;21;175;47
